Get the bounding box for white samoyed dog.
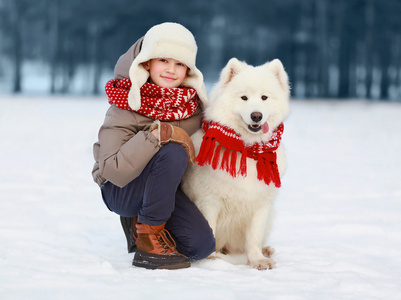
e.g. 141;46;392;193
181;58;290;270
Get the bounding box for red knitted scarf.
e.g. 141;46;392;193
105;78;199;121
196;121;284;187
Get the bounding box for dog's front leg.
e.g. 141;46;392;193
198;198;222;259
245;203;276;270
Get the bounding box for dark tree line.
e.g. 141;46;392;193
0;0;400;100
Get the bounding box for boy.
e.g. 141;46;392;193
92;23;215;270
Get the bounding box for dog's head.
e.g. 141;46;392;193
206;58;290;144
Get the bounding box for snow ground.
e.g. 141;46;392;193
0;95;400;300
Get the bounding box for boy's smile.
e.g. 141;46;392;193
143;58;188;88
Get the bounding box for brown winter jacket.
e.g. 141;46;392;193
91;38;203;188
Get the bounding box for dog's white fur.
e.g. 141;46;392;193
182;58;290;270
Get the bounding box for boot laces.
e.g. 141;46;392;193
155;229;177;254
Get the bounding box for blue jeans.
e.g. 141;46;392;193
101;143;215;260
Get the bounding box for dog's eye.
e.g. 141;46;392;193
261;95;268;100
241;96;248;101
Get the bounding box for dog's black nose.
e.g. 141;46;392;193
251;112;263;122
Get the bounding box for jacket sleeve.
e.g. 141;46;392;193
97;105;160;188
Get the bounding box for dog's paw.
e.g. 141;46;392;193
248;258;276;270
262;246;275;258
207;252;218;260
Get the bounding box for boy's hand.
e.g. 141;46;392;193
150;121;195;164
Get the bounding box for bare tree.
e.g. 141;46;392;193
6;0;24;93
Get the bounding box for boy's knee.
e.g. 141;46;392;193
158;143;188;170
180;228;216;260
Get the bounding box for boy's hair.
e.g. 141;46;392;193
127;22;208;110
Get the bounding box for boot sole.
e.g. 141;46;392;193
132;261;190;270
132;250;191;270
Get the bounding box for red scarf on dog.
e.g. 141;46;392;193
105;78;199;121
196;121;284;187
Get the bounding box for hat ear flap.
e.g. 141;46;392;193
220;58;248;86
127;63;150;110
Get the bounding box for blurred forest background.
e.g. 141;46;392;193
0;0;400;100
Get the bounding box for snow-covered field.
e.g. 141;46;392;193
0;95;400;300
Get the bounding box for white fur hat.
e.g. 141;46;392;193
128;22;208;110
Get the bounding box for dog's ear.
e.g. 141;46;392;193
220;58;248;86
265;59;290;95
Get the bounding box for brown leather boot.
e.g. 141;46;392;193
132;223;190;270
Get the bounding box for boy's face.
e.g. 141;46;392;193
143;58;188;88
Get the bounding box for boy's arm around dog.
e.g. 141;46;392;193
92;104;203;188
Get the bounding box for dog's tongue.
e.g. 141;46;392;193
262;122;269;134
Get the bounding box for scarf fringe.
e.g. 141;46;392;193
196;137;215;166
212;144;223;170
220;148;231;175
197;138;242;178
196;121;283;187
255;153;281;187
